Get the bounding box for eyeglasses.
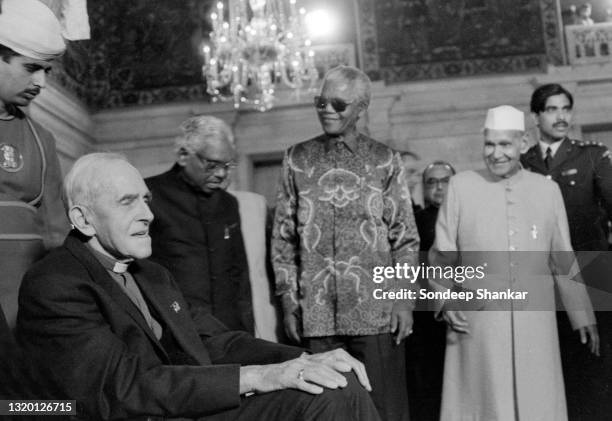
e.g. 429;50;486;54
194;153;237;171
314;96;354;113
424;177;451;187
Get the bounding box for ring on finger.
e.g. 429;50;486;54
297;368;305;381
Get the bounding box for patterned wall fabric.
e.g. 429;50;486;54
369;0;549;82
49;0;562;109
54;0;213;109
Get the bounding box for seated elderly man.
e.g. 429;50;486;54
16;153;380;421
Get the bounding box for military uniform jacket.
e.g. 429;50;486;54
521;138;612;251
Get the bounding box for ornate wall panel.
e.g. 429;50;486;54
50;0;565;108
360;0;556;83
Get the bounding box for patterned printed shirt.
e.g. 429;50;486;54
272;133;420;337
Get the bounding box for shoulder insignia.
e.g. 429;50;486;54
576;139;606;148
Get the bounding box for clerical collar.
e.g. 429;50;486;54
86;244;133;274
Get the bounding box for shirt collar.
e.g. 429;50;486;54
86;244;133;274
323;132;359;154
538;138;566;159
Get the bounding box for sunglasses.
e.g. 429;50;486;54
314;96;354;113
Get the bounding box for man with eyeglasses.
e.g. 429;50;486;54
146;115;254;334
272;65;419;421
406;160;455;421
415;161;455;252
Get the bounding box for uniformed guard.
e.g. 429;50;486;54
521;83;612;421
0;0;69;329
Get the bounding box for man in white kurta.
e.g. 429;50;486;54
430;105;599;421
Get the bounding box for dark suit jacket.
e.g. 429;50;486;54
521;139;612;251
16;232;302;420
146;166;254;334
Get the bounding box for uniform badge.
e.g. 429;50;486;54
171;301;181;313
561;169;577;176
0;143;24;172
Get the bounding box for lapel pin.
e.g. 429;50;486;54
171;301;181;313
531;225;538;240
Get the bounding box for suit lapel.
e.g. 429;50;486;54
522;145;547;173
549;138;572;170
131;263;211;365
64;234;167;356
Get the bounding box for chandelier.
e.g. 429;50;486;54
202;0;319;111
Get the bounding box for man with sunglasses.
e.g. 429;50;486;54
272;65;419;421
146;115;254;334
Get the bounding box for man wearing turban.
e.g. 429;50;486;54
0;0;69;332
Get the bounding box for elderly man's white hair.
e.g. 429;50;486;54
174;115;235;154
63;152;129;211
322;65;372;107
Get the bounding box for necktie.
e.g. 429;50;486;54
544;146;553;170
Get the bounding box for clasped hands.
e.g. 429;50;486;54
239;348;372;395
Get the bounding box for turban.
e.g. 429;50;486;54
0;0;65;60
484;105;525;131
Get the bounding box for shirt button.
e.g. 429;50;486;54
509;246;516;251
546;175;552;180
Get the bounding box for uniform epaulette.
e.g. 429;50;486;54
572;139;605;148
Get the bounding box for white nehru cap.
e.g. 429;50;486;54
484;105;525;131
0;0;65;60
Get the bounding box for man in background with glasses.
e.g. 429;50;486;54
272;65;419;421
146;116;254;334
406;160;455;421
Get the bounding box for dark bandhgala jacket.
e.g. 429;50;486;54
146;165;254;334
16;232;302;420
